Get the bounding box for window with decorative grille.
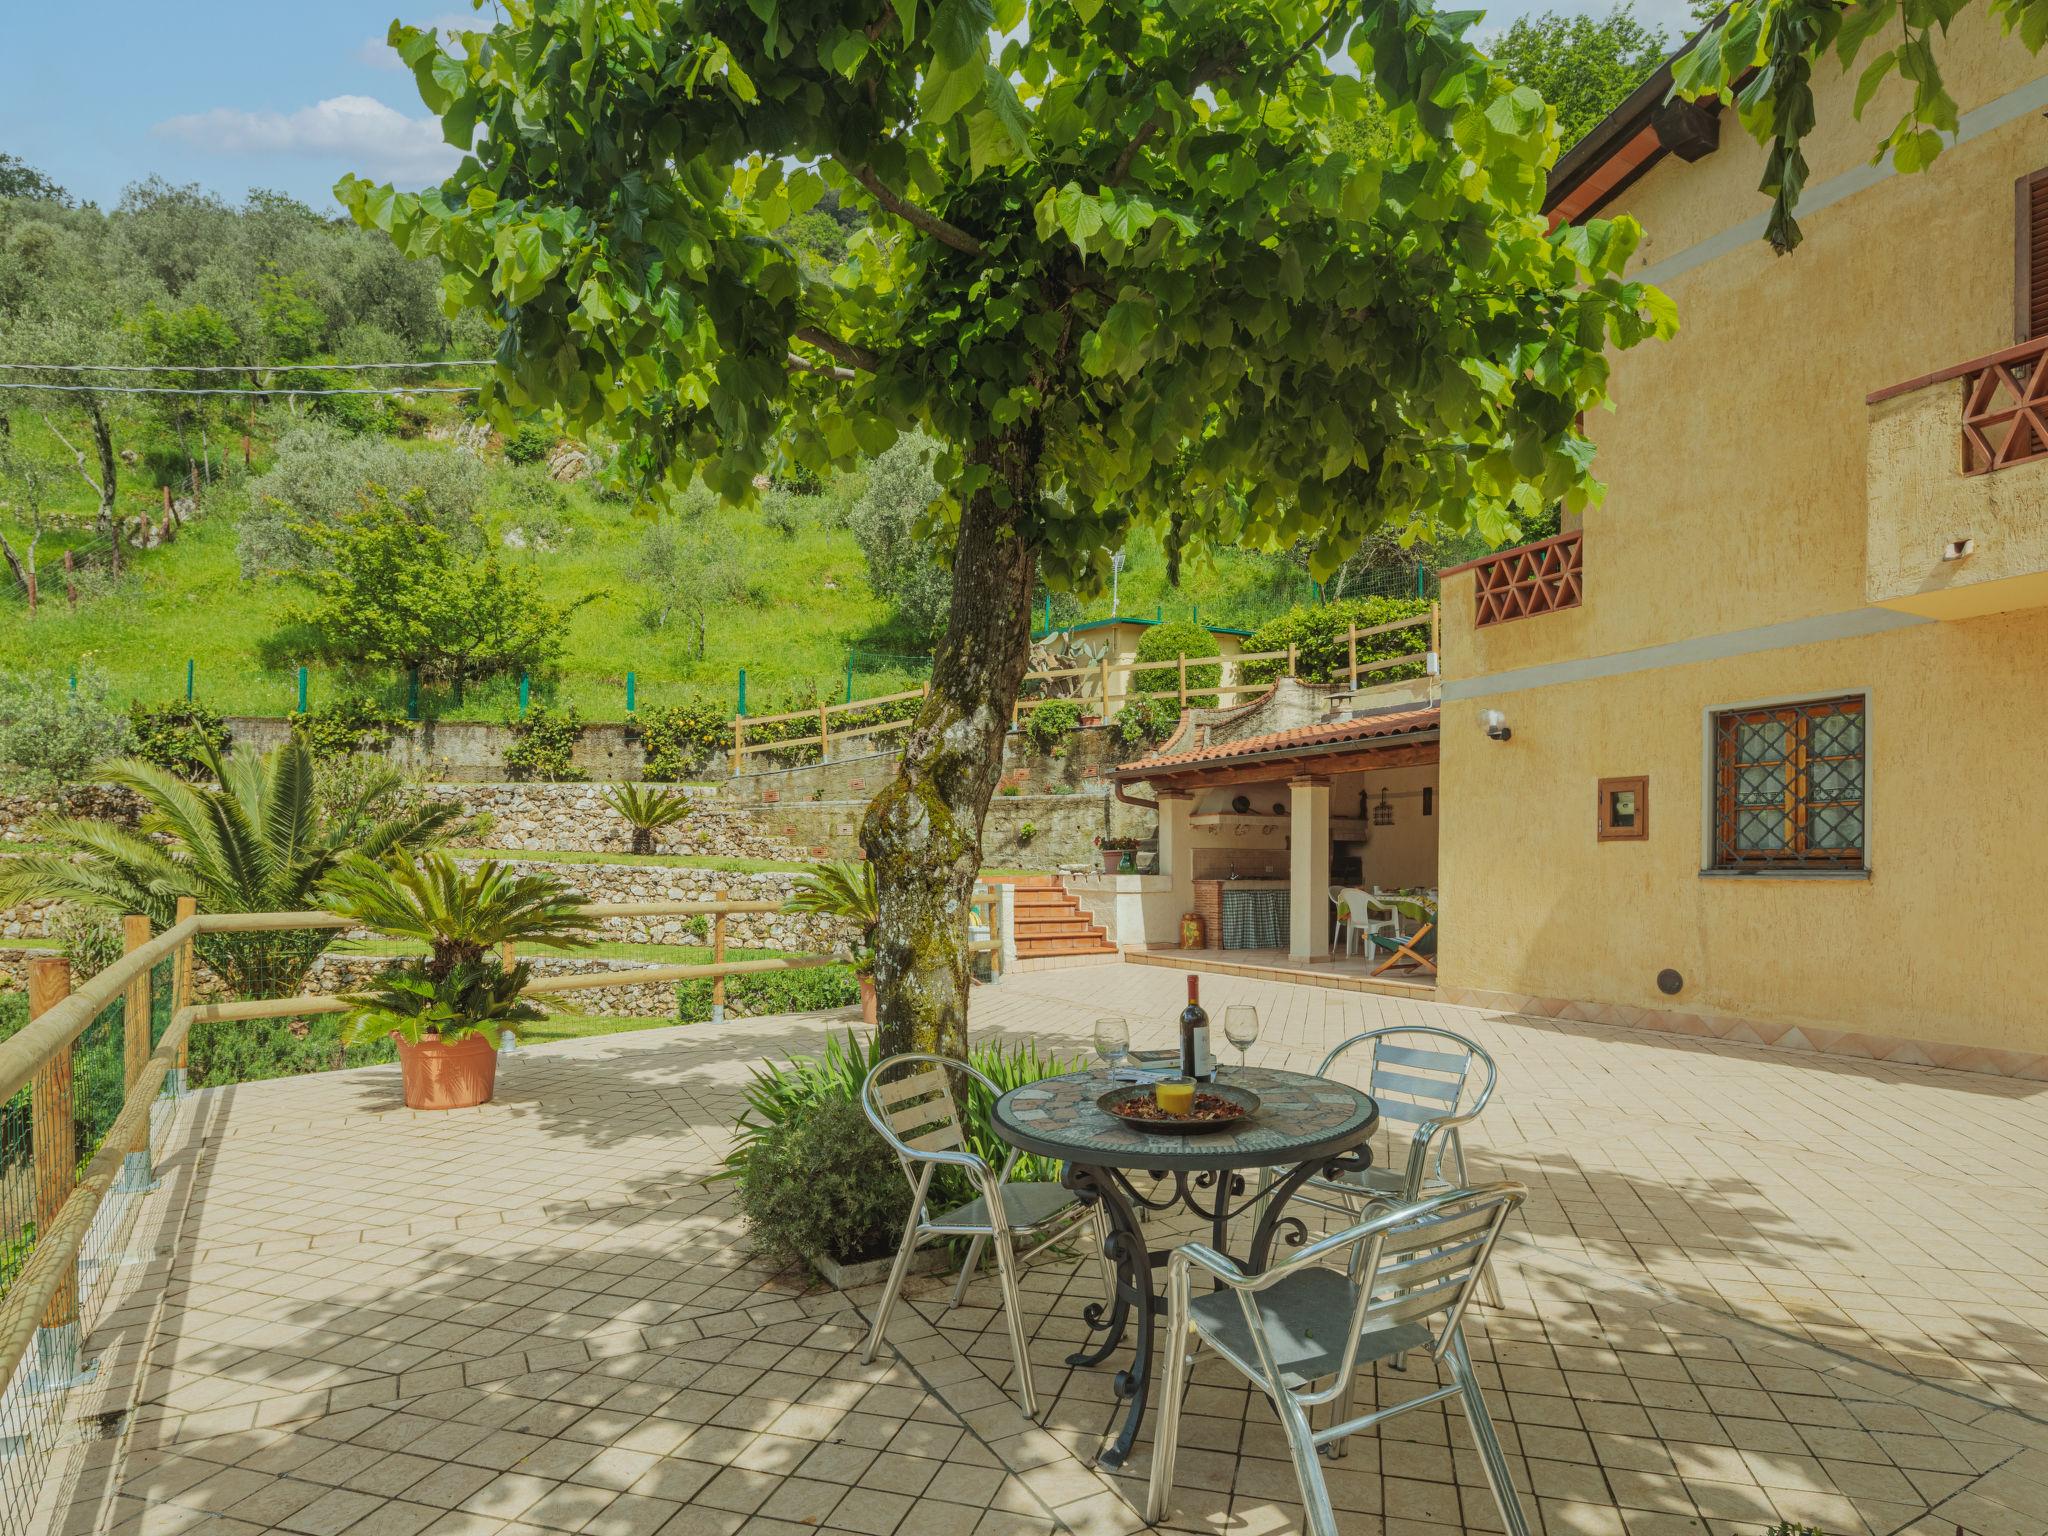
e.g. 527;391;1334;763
2017;168;2048;341
1710;697;1865;872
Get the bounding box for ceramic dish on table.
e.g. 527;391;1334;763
1095;1081;1261;1135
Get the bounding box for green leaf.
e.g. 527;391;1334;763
1853;48;1897;115
928;0;992;67
921;55;984;122
1054;182;1105;249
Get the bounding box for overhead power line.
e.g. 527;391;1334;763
0;359;496;374
0;381;478;398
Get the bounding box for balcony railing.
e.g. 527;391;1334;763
1865;339;2048;619
1458;531;1584;627
1869;333;2048;476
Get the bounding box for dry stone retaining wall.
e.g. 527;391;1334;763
434;782;823;859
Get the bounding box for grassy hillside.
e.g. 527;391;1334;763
0;407;1332;723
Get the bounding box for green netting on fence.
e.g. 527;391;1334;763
150;955;174;1048
0;959;192;1536
70;996;126;1176
0;1065;31;1303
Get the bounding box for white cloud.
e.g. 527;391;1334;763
152;95;462;186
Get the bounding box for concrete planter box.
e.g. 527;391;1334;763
808;1245;950;1291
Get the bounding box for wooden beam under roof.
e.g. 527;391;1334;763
1130;743;1439;791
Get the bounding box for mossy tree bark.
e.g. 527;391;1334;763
861;433;1039;1058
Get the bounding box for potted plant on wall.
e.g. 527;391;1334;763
326;850;598;1110
1096;833;1143;874
784;860;880;1026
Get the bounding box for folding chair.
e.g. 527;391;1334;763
859;1053;1113;1417
1146;1185;1530;1536
1367;920;1436;976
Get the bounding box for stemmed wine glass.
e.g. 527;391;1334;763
1223;1004;1260;1068
1094;1016;1131;1073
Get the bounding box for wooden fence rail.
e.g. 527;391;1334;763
727;607;1439;770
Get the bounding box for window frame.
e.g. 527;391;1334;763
1702;693;1869;877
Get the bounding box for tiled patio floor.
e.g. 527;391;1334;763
48;963;2048;1536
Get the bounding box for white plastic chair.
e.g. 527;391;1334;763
1340;887;1401;959
1146;1185;1530;1536
859;1053;1113;1417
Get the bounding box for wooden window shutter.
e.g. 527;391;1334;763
2017;169;2048;341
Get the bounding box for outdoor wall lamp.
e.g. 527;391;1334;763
1481;709;1512;742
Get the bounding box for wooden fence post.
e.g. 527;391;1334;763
28;955;87;1381
119;916;158;1192
1347;623;1358;690
711;888;729;1023
1287;641;1297;678
1178;654;1188;710
172;896;197;1095
819;704;831;759
732;717;746;773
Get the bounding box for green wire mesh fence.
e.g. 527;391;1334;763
0;955;184;1536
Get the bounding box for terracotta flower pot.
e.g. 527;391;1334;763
396;1031;499;1111
859;974;878;1027
1101;849;1127;874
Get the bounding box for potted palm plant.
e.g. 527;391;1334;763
325;850;599;1110
784;860;880;1025
603;782;694;854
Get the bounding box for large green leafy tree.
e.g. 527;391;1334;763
1488;7;1672;147
342;0;1673;1056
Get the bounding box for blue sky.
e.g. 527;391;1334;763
2;0;1697;213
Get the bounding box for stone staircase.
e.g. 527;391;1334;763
994;875;1119;962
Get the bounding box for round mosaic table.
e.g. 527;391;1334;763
992;1065;1378;1469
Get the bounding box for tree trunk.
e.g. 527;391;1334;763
0;530;32;609
861;431;1040;1058
88;400;121;576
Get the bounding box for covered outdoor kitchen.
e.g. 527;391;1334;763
1075;702;1441;988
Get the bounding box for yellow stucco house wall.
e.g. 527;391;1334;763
1435;18;2048;1075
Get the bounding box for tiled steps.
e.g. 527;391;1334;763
990;875;1119;959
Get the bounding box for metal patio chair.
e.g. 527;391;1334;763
1280;1026;1501;1306
1146;1185;1531;1536
859;1052;1113;1418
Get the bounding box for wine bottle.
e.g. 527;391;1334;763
1179;975;1214;1083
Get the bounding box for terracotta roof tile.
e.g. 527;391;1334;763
1117;706;1440;775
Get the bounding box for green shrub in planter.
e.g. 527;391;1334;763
1022;698;1083;754
734;1088;910;1266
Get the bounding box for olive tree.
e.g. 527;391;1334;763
342;0;1672;1057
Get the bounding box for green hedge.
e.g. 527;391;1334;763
1131;620;1221;710
676;963;860;1022
1239;596;1431;688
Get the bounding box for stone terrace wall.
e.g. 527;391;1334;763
0;786;142;842
0;859;850;960
432;782;825;858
